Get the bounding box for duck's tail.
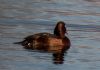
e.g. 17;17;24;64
14;40;33;49
14;40;30;47
13;41;23;45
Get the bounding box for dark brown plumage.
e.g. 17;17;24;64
15;21;71;53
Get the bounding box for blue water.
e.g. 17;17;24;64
0;0;100;70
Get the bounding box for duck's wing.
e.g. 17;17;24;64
24;35;34;40
24;33;50;40
23;33;52;42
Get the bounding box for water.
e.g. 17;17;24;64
0;0;100;70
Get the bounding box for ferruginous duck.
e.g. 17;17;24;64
15;21;71;53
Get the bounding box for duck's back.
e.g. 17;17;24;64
22;33;54;49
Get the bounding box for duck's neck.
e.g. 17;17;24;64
54;26;66;38
60;32;65;38
54;32;65;38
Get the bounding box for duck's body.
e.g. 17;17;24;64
15;21;71;52
21;32;70;52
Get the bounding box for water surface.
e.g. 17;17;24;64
0;0;100;70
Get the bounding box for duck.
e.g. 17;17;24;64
15;21;71;53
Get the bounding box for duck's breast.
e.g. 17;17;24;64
48;38;63;47
47;38;65;52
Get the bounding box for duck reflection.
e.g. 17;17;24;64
52;52;65;64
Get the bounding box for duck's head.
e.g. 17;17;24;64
54;21;67;38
